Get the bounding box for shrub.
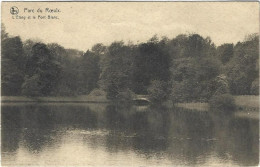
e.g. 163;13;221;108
117;89;135;101
89;88;106;96
209;93;236;112
53;85;76;96
250;78;259;95
171;80;193;103
148;80;170;104
21;75;42;97
106;84;118;100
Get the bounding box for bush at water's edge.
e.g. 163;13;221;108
209;94;236;113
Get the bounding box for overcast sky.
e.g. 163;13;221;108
2;2;259;51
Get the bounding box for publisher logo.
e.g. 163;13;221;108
10;6;19;15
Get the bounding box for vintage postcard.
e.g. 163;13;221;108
1;1;259;166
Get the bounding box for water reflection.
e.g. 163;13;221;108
1;103;259;166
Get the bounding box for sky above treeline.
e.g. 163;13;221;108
2;2;259;51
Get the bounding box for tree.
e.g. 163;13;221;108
1;24;8;40
132;36;171;94
78;50;100;94
250;78;259;95
226;34;259;95
1;25;257;100
170;34;220;102
100;41;134;100
48;43;79;95
21;75;42;96
91;43;107;72
1;36;25;95
217;43;233;64
148;80;170;104
23;43;61;96
184;34;216;58
2;36;25;69
91;43;106;56
211;74;230;96
23;39;38;58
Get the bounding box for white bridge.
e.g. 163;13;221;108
132;95;150;103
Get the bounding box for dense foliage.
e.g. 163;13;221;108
209;94;236;112
1;24;259;103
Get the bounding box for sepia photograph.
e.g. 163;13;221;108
1;1;259;166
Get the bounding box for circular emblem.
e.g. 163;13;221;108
10;6;19;15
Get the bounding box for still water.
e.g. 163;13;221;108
2;103;259;166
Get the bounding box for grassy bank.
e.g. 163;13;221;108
176;102;209;111
2;95;259;110
2;95;259;120
175;95;259;120
1;95;109;103
176;95;259;111
234;95;259;110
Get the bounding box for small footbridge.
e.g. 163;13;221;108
132;95;150;105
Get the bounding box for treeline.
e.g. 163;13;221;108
1;24;259;103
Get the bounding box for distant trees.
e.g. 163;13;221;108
217;43;233;64
100;37;171;101
47;43;78;96
1;24;258;102
208;74;235;112
21;74;42;96
148;80;170;104
1;35;25;95
225;34;259;95
22;43;61;96
170;34;220;102
100;41;134;100
23;39;37;58
78;50;100;95
133;36;171;94
1;24;8;41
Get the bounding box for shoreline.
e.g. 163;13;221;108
1;100;110;103
2;95;259;109
1;95;110;103
2;96;259;120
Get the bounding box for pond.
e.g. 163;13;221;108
1;103;259;166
